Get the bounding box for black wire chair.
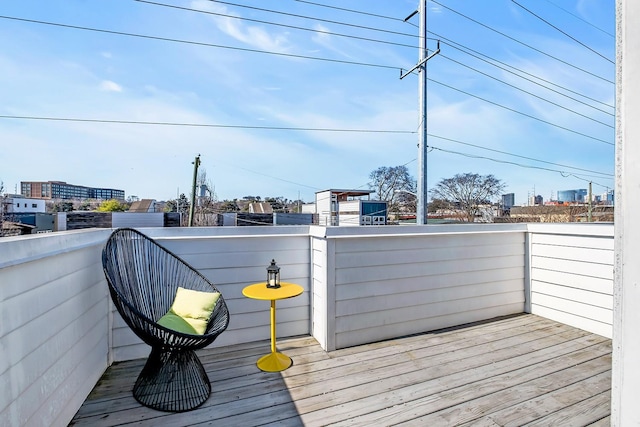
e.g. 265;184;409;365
102;227;230;412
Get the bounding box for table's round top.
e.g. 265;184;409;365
242;282;304;301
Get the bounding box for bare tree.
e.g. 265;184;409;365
369;165;417;213
430;173;506;222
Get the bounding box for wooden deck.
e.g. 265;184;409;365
70;314;611;426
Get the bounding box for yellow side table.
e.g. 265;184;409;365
242;281;304;372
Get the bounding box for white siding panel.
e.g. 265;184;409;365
327;229;526;349
336;267;524;300
532;281;613;309
530;232;614;250
336;255;524;285
531;256;613;280
528;227;614;338
336;280;523;317
334;242;524;269
336;303;524;349
531;268;613;294
531;292;612;325
531;244;614;264
0;230;110;427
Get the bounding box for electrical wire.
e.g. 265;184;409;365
136;0;420;50
541;0;615;38
427;78;614;146
427;133;613;177
511;0;614;64
293;0;406;23
438;54;613;128
430;0;614;84
0;115;416;134
427;144;613;187
201;0;417;38
430;32;615;111
0;15;400;71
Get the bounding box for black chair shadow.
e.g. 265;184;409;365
102;227;230;412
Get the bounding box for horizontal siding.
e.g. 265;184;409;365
0;230;110;427
330;230;526;349
528;226;614;338
110;228;312;361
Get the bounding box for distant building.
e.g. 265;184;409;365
557;189;588;203
501;193;515;210
21;181;125;200
2;195;46;214
314;189;387;226
528;194;543;206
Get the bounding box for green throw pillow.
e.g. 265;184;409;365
157;287;221;335
157;311;199;335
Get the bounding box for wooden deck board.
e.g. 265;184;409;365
69;314;611;427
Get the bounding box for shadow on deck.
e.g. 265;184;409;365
70;314;611;426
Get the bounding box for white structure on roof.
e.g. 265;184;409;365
2;196;46;214
314;189;387;226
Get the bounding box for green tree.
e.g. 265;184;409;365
97;199;128;212
429;173;506;222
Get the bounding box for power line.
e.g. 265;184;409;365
438;54;614;128
0;115;417;133
541;0;615;38
428;133;613;177
136;0;419;50
431;34;615;113
0;15;400;71
511;0;614;64
428;144;613;186
201;0;417;38
293;0;406;23
428;78;614;146
430;0;614;85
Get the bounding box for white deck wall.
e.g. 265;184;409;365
0;229;111;427
528;223;614;338
0;223;617;425
311;224;528;350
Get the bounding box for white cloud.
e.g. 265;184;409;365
189;0;292;53
99;80;123;92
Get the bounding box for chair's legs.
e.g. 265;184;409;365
133;347;211;412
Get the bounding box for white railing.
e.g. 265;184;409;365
0;223;614;426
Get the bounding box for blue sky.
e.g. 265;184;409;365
0;0;615;205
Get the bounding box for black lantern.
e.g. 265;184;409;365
266;259;281;288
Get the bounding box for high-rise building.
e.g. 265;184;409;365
557;189;588;203
501;193;515;209
21;181;125;200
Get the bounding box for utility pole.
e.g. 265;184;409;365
188;155;200;227
402;0;439;224
588;181;593;222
